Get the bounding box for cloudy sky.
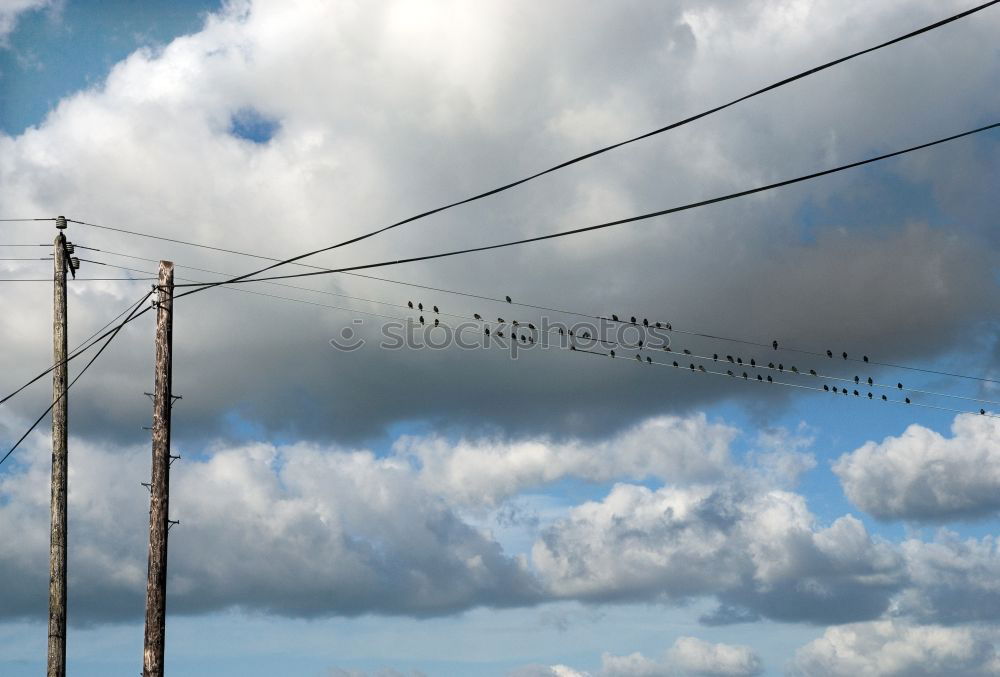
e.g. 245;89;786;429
1;0;999;675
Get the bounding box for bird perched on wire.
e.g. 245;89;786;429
434;319;439;327
867;377;873;386
498;317;505;323
433;305;439;313
408;301;414;309
612;314;619;322
772;340;778;350
419;316;425;325
683;349;691;355
826;350;833;358
418;303;423;311
474;313;482;320
863;355;869;363
635;354;642;362
842;352;848;360
630;316;637;324
505;295;512;303
643;318;649;327
610;350;615;358
484;327;490;336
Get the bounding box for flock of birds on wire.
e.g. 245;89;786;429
404;296;992;417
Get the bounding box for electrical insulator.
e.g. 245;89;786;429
55;215;67;229
65;243;75;254
70;257;81;270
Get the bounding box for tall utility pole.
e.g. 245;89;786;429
143;261;174;677
48;215;75;677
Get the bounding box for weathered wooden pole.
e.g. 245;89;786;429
47;217;69;677
143;261;174;677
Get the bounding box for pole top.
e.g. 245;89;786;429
55;215;67;230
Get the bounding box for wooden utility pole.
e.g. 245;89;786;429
143;261;174;677
47;217;69;677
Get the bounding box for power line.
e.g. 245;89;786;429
0;291;153;408
0;291;151;467
0;257;52;261
68;0;999;283
85;257;1000;408
0;218;55;222
170;122;999;293
83;243;1000;391
63;224;1000;386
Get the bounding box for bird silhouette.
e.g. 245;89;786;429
570;345;576;351
791;366;798;373
853;390;859;396
905;397;911;404
867;377;873;386
529;336;535;344
497;330;504;338
610;350;615;358
809;369;817;376
474;313;482;320
778;364;784;371
558;327;565;335
433;305;439;313
772;340;778;350
665;323;672;331
419;316;425;325
650;357;655;365
520;335;526;343
854;376;860;384
699;365;706;372
863;355;869;363
842;352;848;360
672;361;679;367
484;328;490;336
512;320;519;327
408;301;414;309
897;383;903;389
767;376;773;382
636;354;642;362
757;374;762;381
683;349;691;355
643;318;649;327
742;372;748;379
498;317;504;323
737;357;743;365
630;316;637;324
505;296;512;303
689;363;695;370
882;395;887;401
713;354;719;361
868;392;873;399
612;314;619;322
655;322;662;329
528;323;535;330
768;362;775;369
638;340;644;348
418;303;423;311
981;409;986;415
826;350;833;358
727;370;734;376
434;319;439;327
823;385;829;391
582;331;591;339
727;355;734;363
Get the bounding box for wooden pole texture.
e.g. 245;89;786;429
143;261;174;676
47;228;68;677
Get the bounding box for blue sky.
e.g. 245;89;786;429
1;2;999;676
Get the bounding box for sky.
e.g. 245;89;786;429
0;0;999;675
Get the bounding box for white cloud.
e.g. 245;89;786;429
833;412;1000;521
400;414;738;507
512;636;763;677
531;480;903;624
790;620;1000;677
0;0;52;43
